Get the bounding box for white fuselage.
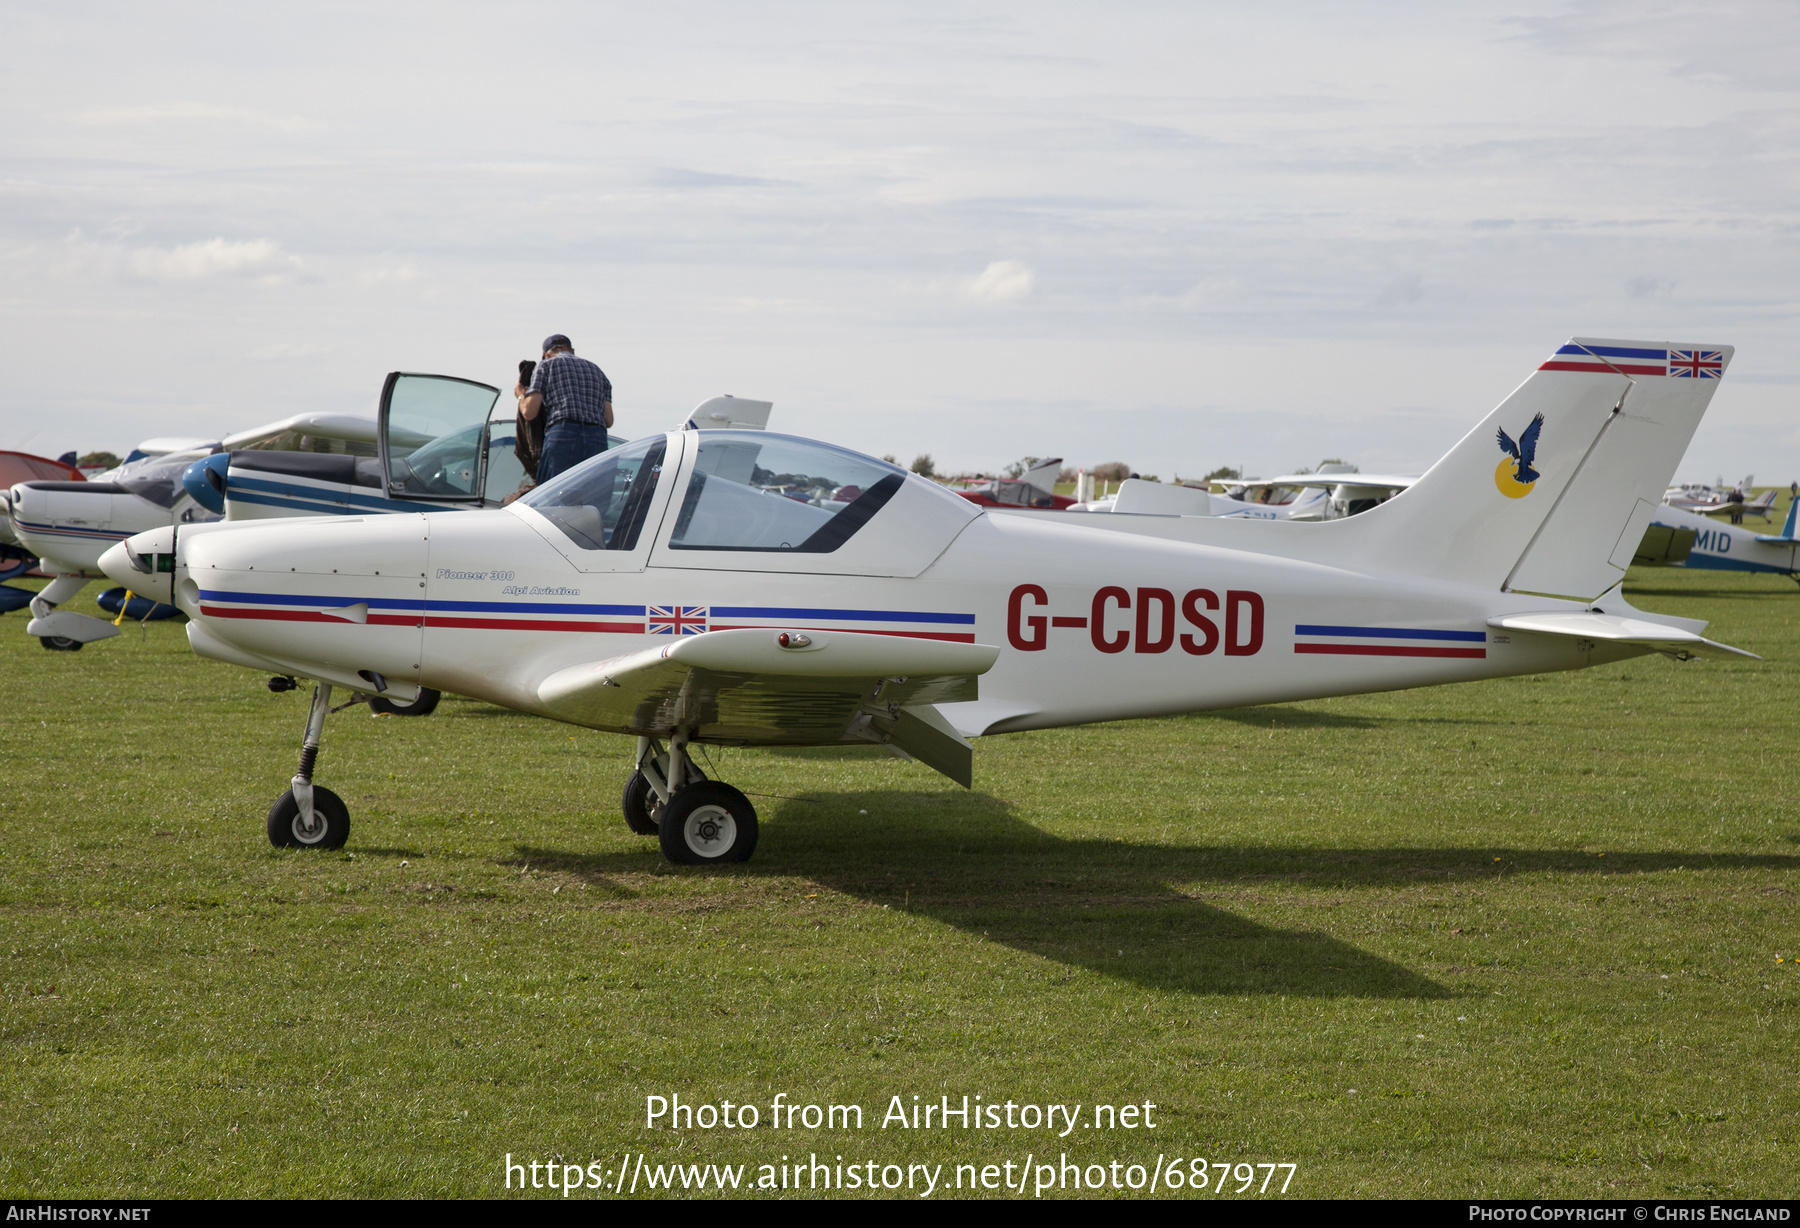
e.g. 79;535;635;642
9;464;218;578
156;488;1616;743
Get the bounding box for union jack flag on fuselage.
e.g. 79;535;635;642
648;605;708;635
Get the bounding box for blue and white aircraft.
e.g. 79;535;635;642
7;412;375;650
1637;498;1800;582
187;380;770;521
104;336;1751;864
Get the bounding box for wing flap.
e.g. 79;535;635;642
536;628;1001;744
1487;612;1757;661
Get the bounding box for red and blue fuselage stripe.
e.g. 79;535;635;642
195;589;977;640
1293;623;1487;659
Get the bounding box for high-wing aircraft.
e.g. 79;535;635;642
103;337;1751;865
1633;497;1800;581
187;386;770;521
8;413;375;650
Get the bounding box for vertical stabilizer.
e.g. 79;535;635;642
1357;338;1731;599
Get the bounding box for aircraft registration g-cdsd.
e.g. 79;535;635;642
103;337;1750;867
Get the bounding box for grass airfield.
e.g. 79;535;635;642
2;566;1798;1199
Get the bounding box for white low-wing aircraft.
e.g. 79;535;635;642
8;412;376;650
103;337;1752;864
1071;466;1416;521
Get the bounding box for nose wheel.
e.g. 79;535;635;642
626;735;758;863
269;682;352;850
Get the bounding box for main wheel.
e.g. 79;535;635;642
621;771;661;835
267;786;351;850
39;635;82;652
368;687;441;717
657;782;758;865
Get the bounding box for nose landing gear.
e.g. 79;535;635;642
625;733;758;864
267;683;351;849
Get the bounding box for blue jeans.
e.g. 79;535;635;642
536;422;609;484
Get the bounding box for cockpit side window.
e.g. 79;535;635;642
666;433;906;552
520;436;666;551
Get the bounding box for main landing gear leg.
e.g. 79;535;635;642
621;731;759;865
26;575;119;651
267;682;350;849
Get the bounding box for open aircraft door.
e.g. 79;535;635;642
377;372;503;507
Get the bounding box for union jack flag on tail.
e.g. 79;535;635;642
648;605;708;635
1667;350;1724;378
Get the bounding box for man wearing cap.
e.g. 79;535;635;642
516;334;613;483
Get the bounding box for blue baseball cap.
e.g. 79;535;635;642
542;334;572;352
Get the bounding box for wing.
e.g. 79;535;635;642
535;628;1001;785
1518;413;1545;464
1495;425;1519;459
1487;612;1755;662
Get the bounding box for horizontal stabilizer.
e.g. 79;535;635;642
1112;479;1211;515
1488;612;1756;661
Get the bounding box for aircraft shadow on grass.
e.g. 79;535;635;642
516;789;1800;1001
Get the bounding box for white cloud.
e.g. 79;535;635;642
358;264;419;286
127;238;301;281
964;259;1035;303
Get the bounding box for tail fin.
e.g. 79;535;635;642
1758;494;1800;544
1358;338;1731;601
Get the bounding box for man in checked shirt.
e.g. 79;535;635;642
516;333;614;483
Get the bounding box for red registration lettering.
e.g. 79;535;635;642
1180;588;1220;655
1007;583;1048;651
1091;587;1130;653
1135;587;1174;653
1225;589;1264;656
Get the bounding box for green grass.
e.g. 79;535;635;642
2;567;1798;1198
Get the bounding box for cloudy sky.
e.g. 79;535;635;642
2;1;1796;480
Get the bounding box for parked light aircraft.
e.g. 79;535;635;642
104;337;1751;865
8;413;376;650
956;458;1075;511
0;449;84;554
1634;498;1800;582
1071;466;1415;521
189;384;770;521
1656;475;1771;518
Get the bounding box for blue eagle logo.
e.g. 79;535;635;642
1496;413;1544;486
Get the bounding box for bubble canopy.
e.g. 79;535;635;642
668;432;908;552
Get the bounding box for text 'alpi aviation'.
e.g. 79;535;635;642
103;338;1750;865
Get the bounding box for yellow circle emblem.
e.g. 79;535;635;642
1494;458;1536;499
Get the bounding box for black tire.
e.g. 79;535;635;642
368;687;441;717
267;786;351;850
657;782;758;865
39;635;82;652
621;771;661;835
